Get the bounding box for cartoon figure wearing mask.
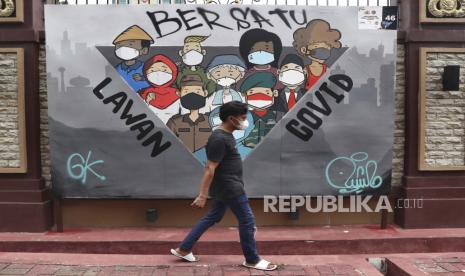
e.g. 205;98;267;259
194;105;255;164
167;74;211;153
175;35;216;94
240;72;278;148
237;28;284;91
139;54;188;124
292;19;341;91
113;25;154;93
273;54;306;122
201;54;246;113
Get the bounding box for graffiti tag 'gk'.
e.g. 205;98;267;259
66;151;106;185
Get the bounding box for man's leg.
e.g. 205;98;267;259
178;199;228;252
228;193;260;264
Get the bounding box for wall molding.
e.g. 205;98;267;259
0;0;24;23
419;0;465;23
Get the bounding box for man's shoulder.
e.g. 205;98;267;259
209;129;225;139
209;130;232;143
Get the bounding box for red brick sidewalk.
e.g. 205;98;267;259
0;252;464;275
0;263;365;276
0;253;381;275
387;254;465;275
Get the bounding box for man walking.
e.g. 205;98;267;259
170;101;277;272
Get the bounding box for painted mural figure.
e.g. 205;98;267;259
237;28;284;91
139;54;188;124
167;74;212;152
113;25;154;92
201;54;246;113
175;35;216;94
292;19;342;91
273;54;306;122
240;72;278;148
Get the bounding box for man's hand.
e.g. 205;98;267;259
191;195;207;208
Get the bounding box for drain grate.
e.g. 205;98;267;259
366;257;387;275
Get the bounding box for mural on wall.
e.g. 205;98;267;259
44;4;397;198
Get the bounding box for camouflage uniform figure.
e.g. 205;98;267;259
239;72;278;148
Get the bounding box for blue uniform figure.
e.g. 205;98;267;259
112;25;154;93
115;61;149;92
193;107;254;165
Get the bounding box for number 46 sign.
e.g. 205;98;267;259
358;6;398;30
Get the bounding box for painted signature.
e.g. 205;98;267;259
66;151;106;185
324;152;383;194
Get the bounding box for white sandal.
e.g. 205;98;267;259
242;259;277;271
170;248;199;262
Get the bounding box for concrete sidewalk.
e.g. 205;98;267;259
0;252;464;275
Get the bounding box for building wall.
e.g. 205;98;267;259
34;43;406;227
424;53;465;167
0;53;21;169
39;46;52;187
392;44;405;187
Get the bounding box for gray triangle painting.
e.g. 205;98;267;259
45;4;397;198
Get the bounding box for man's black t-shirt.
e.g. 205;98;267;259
206;128;245;202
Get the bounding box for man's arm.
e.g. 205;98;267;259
191;160;219;208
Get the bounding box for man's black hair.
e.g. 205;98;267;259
239;28;283;69
219;101;248;122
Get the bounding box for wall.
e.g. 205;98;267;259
424;53;465;167
0;53;21;169
392;44;405;187
36;44;406;227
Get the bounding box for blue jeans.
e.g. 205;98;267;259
179;193;260;264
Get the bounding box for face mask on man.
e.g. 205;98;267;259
309;48;331;60
180;93;206;110
115;46;139;61
182;50;204;66
248;51;275;65
247;93;273;109
279;69;305;86
231;116;249;130
147;71;172;86
216;77;236;87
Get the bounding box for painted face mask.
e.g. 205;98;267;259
247;93;273;109
216;77;236;87
308;48;331;60
147;71;172;86
182;50;204;66
115;46;139;61
279;69;305;86
248;51;275;65
180;92;206;110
